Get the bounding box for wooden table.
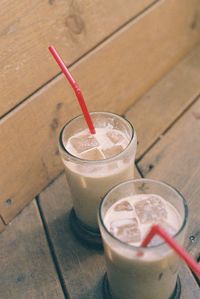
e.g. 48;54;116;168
1;45;200;299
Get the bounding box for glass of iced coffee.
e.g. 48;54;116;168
98;179;188;299
59;112;137;245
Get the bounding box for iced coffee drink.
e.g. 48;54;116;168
59;112;137;230
98;179;188;299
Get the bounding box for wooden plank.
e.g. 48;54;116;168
180;266;200;299
37;167;139;299
0;200;64;299
138;98;200;259
126;43;200;160
38;174;106;299
38;172;199;298
0;0;156;116
1;0;200;224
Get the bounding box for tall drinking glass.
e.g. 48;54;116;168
98;179;188;299
59;112;137;245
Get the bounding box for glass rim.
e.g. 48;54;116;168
59;111;136;164
98;178;189;251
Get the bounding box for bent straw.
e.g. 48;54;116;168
140;224;200;277
48;45;96;134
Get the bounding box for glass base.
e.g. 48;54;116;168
69;208;102;249
102;273;181;299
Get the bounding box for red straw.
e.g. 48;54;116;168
48;45;96;134
140;224;200;277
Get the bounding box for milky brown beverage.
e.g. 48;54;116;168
59;112;137;229
100;191;186;299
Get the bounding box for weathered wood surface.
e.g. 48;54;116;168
126;43;200;160
38;174;106;299
0;200;64;299
179;266;200;299
38;168;140;299
1;0;200;226
38;166;199;298
138;98;200;260
1;129;199;299
1;64;200;299
0;0;156;116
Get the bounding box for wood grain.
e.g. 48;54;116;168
38;167;139;299
138;98;200;259
126;43;200;160
180;266;200;299
0;200;64;299
0;0;156;116
38;173;200;298
1;0;200;224
38;174;106;299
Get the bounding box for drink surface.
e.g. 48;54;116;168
65;126;129;160
104;194;182;247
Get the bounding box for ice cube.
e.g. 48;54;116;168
102;145;123;158
110;218;141;243
80;148;105;160
114;201;133;212
70;134;99;154
161;221;177;236
148;222;177;247
106;130;124;144
135;196;167;224
147;234;163;247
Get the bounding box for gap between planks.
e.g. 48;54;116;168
1;0;200;225
0;0;160;121
36;195;70;299
38;168;199;298
135;92;200;164
125;43;200;161
137;98;200;287
0;199;65;299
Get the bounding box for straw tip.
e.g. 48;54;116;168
48;45;55;52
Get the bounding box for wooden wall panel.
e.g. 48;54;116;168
0;0;156;117
1;0;200;225
126;44;200;160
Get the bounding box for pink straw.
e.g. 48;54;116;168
140;224;200;277
48;45;96;134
